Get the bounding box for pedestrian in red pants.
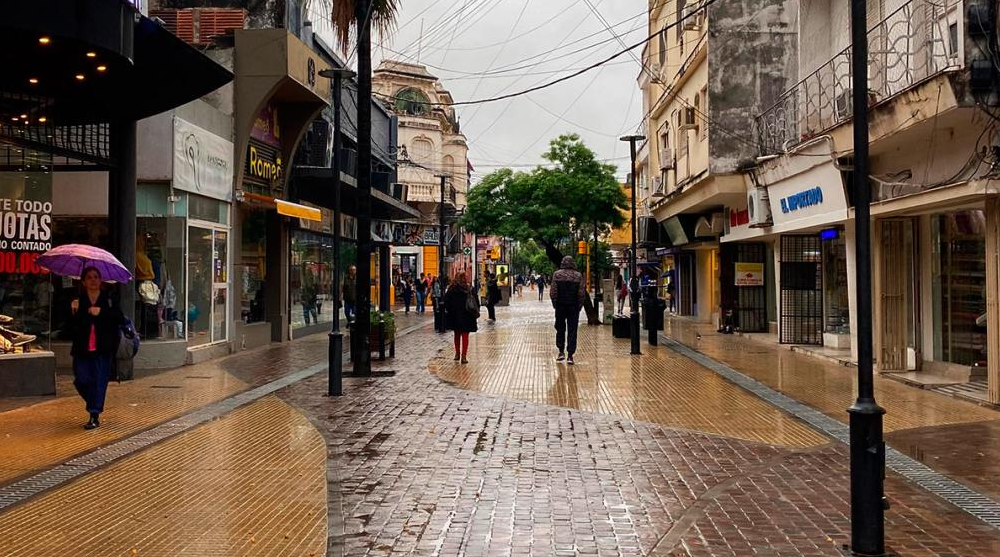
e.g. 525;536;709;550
443;272;479;364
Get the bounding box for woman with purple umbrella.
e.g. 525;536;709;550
68;267;123;429
38;244;131;430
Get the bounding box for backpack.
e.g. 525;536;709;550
115;317;140;382
465;289;481;318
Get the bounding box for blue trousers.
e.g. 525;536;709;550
73;354;111;415
416;292;426;313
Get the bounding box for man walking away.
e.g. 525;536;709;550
486;272;500;321
550;256;585;365
416;272;428;314
342;265;358;323
536;273;546;301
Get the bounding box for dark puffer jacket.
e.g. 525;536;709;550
549;256;585;308
69;291;124;358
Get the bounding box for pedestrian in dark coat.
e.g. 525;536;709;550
486;272;501;321
69;267;124;430
536;273;546;301
550;256;585;365
401;277;413;313
444;272;478;363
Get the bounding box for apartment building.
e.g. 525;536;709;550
638;0;798;324
727;0;1000;401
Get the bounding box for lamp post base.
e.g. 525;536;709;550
847;399;888;557
328;331;343;396
630;311;641;355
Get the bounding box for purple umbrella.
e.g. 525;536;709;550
37;244;133;283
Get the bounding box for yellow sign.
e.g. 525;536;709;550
490;246;501;260
276;199;322;221
247;143;283;182
578;240;588;255
734;262;764;286
496;264;509;286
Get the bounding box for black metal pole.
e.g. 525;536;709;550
436;174;447;332
110;119;137;323
353;0;373;376
593;220;600;319
848;0;886;554
621;135;642;355
328;71;348;396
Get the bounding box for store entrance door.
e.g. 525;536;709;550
880;219;920;370
721;243;768;332
780;235;822;344
187;222;229;347
677;253;696;316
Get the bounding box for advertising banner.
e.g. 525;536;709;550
174;117;234;202
0;173;52;274
734;262;764;286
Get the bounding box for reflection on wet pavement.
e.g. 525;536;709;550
0;396;326;556
431;301;828;448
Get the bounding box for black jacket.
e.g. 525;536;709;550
69;291;124;358
444;284;478;333
550;256;585;308
487;279;501;305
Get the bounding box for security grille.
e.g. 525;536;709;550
780;235;822;344
721;243;767;332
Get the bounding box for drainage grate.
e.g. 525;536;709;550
149;385;182;389
660;334;1000;532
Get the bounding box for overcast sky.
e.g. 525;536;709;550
369;0;648;184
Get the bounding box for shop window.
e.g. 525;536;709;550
822;231;850;334
932;211;986;367
135;217;185;342
240;209;267;324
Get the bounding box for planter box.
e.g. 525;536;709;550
0;351;56;396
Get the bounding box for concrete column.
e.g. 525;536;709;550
919;215;935;365
844;219;859;363
378;244;390;312
986;198;1000;403
110;120;137;322
265;211;289;342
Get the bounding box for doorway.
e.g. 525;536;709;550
880;219;920;370
779;235;823;344
187;222;229;347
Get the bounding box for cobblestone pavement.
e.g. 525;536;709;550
281;300;1000;556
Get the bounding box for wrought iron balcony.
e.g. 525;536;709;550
755;0;962;155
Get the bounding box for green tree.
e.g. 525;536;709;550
462;134;627;321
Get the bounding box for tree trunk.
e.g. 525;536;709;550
538;238;600;325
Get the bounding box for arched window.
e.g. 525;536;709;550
395;87;430;116
443;155;455;172
411;138;433;161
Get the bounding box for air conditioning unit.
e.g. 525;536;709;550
659;148;675;170
682;4;701;31
835;89;853;120
678;107;697;130
747;188;773;228
651;176;665;197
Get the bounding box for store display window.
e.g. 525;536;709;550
240;208;267;324
135;217;185;342
290;230;355;330
932;211;986;367
822;231;850;334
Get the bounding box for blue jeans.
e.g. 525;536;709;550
416;292;426;313
302;304;317;324
344;302;356;322
73;354;112;415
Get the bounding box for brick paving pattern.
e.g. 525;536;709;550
0;396;327;556
282;301;1000;556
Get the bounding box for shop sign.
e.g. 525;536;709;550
372;221;435;245
251;104;281;148
729;207;750;227
245;140;283;186
496;265;509;286
780;187;824;213
734;262;764;287
423;228;440;245
173;118;234;202
0;174;52;274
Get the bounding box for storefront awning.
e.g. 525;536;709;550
240;191;322;222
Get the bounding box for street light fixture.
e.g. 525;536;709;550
319;66;356;396
620;134;643;355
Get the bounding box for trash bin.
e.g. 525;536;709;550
642;297;666;345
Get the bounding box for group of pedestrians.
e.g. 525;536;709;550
398;272;440;315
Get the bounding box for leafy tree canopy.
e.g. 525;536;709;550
461;134;627;263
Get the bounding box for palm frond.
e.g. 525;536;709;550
330;0;399;55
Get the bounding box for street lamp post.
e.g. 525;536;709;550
318;67;356;397
620;134;643;355
435;174;448;332
848;0;886;554
353;0;374;377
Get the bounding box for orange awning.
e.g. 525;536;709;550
240;191;322;222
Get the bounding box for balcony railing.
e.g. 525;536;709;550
755;0;961;155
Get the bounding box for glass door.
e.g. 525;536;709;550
187;223;229;347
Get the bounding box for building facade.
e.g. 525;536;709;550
372;61;470;286
734;0;1000;403
638;0;798;326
